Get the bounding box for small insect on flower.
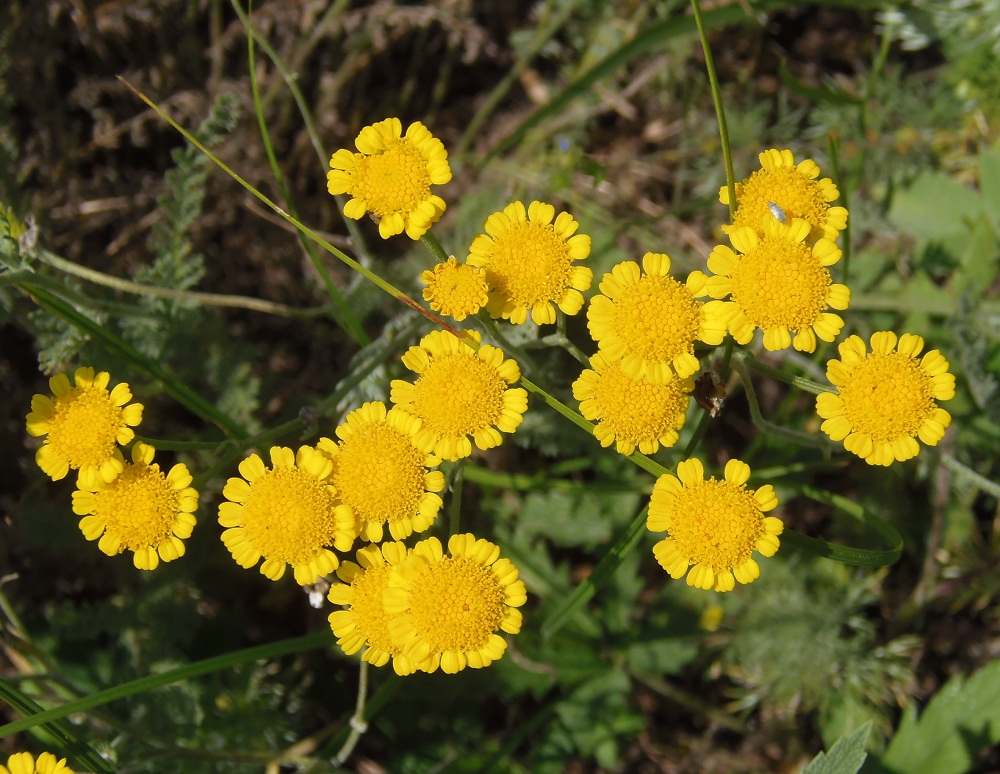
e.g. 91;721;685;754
767;201;788;223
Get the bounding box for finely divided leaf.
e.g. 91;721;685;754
802;721;871;774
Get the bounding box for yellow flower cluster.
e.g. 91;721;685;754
26;367;198;570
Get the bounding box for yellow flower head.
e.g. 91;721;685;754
317;401;445;543
390;330;528;461
328;541;423;676
218;446;356;584
816;332;956;466
26;366;143;487
720;148;848;241
647;458;782;592
327;118;452;240
699;216;850;352
0;752;73;774
586;252;727;382
421;257;489;322
72;442;198;571
572;351;693;456
467;200;593;325
383;533;527;674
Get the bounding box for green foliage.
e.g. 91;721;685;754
803;721;872;774
722;559;916;746
866;659;1000;774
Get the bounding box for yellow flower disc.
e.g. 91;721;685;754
467;200;593;325
720;148;848;241
327;542;422;675
587;253;727;382
327;118;452;240
72;442;198;571
218;446;355;584
816;331;956;466
26;366;143;487
317;401;445;543
421;257;489;322
701;217;850;352
647;458;783;592
390;330;528;461
384;534;527;674
0;752;74;774
572;351;692;456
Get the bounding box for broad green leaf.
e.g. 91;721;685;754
802;721;872;774
870;659;1000;774
888;171;980;252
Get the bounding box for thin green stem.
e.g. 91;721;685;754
244;4;369;345
332;660;369;766
477;312;543;378
229;0;372;259
420;231;450;263
18;282;249;440
731;355;829;448
0;632;334;739
37;249;327;317
826;135;851;281
940;454;1000;501
134;436;226;452
737;349;832;395
553;312;591;365
691;0;736;219
118;77;433;322
448;460;465;537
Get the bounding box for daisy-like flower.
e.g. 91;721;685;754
384;534;527;674
699;216;850;352
720;148;848;241
317;401;445;543
218;446;356;584
26;366;143;487
390;330;528;461
421;256;489;322
327;118;452;240
467;200;593;325
647;458;783;592
572;351;692;456
1;752;73;774
587;252;727;382
816;332;956;466
327;541;422;675
72;442;197;570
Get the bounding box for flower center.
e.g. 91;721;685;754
592;366;687;444
736;167;829;234
348;564;397;654
837;353;936;441
612;276;702;361
407;557;507;651
351;140;430;218
239;468;339;565
730;235;831;330
667;479;764;571
425;261;487;317
333;424;426;526
47;386;124;469
412;354;507;436
92;464;178;550
485;221;573;307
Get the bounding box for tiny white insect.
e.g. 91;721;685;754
767;201;788;223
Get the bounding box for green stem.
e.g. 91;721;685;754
420;232;450;263
737;349;832;395
332;660;368;766
18;282;249;440
244;5;369;345
37;249;326;317
731;354;829;448
0;632;334;739
940;454;1000;501
691;0;736;219
826;134;851;282
448;460;465;537
228;0;372;260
